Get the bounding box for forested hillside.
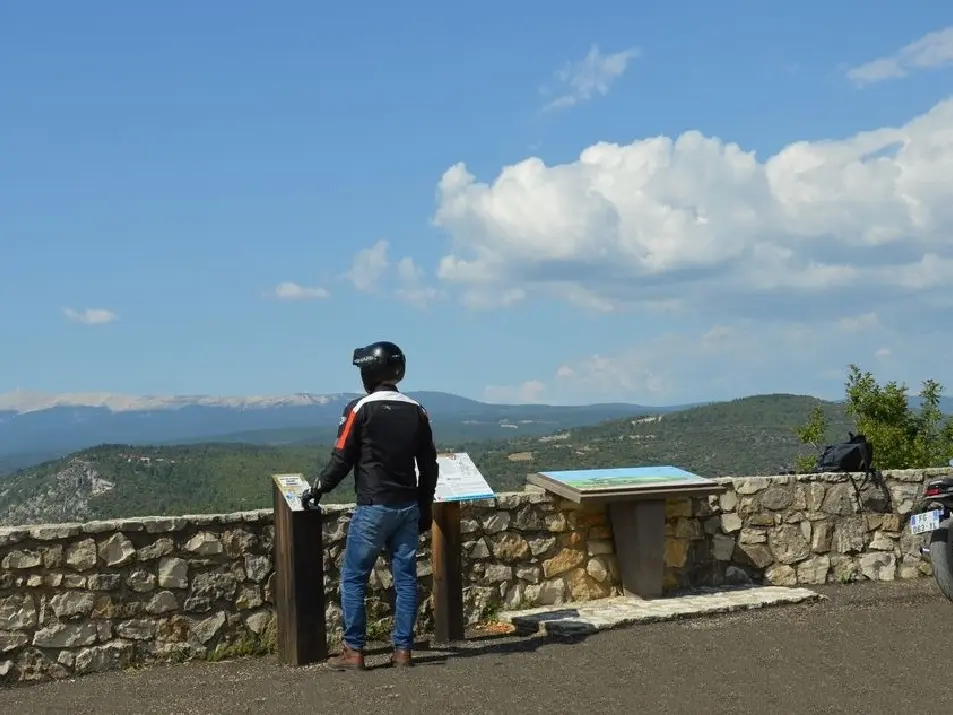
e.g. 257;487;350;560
0;394;855;525
468;393;851;486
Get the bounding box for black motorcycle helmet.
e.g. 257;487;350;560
352;341;406;392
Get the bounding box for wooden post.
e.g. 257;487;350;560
431;501;464;645
272;478;328;665
608;499;667;599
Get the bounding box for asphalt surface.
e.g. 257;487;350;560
3;579;952;715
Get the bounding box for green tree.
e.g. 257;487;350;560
794;405;827;472
801;364;953;470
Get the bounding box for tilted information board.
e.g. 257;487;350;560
273;454;495;508
528;465;723;504
270;472;326;665
428;452;493;645
272;474;310;512
432;452;495;503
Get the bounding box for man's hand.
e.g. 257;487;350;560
301;480;325;510
300;489;321;510
418;501;433;533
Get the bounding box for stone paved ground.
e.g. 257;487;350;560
3;579;953;715
501;584;822;635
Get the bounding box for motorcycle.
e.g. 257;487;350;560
911;476;953;602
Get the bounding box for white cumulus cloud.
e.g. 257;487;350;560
540;44;640;112
62;307;118;325
847;26;953;86
347;240;390;292
345;242;440;307
274;282;329;300
548;314;952;404
432;96;953;320
421;92;953;403
395;257;438;309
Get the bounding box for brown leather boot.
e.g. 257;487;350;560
390;649;413;668
327;644;366;671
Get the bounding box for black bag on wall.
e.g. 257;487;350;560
812;433;892;513
814;433;873;474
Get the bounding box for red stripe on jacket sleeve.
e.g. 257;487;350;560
335;410;357;450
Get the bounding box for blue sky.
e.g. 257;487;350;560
3;2;953;406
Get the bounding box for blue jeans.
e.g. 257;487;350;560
340;502;420;651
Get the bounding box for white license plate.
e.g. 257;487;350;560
911;509;942;535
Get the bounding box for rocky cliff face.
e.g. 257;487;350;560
0;459;113;527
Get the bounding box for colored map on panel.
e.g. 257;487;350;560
538;465;714;490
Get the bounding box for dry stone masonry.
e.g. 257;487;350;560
0;468;945;684
323;488;621;645
0;489;619;684
663;468;945;588
0;513;278;683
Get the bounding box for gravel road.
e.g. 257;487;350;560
2;579;950;715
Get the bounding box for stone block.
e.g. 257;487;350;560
542;548;585;578
98;533;135;567
66;539;97;570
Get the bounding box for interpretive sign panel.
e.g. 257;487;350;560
427;453;491;644
528;465;723;504
432;453;495;503
539;465;715;490
272;474;310;512
527;465;724;599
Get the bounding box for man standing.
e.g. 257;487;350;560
301;341;439;670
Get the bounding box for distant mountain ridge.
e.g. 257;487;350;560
2;388;949;478
0;389;664;415
0;390;348;414
0;389;689;473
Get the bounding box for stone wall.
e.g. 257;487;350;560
0;513;277;683
0;490;619;684
0;468;942;684
663;468;945;588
